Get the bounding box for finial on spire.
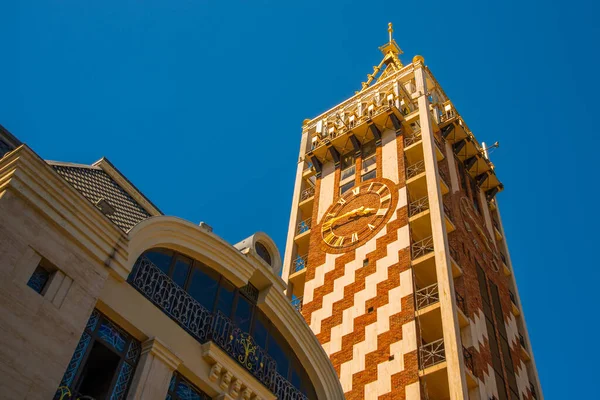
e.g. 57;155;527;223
388;22;393;43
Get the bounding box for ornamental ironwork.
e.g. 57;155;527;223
416;283;439;310
293;254;308;273
419;338;445;369
129;256;308;400
411;236;434;260
296;218;312;235
300;187;315;202
455;291;467;315
409;196;429;217
291;296;303;312
462;346;475;376
406;160;425;179
404;129;422;147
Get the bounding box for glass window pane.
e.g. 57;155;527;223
187;267;219;311
341;153;355;170
172;257;191;287
362;169;377;181
340;181;354;195
234;296;253;333
215;279;235;318
144;248;173;275
252;311;269;349
361;140;376;158
268;331;289;377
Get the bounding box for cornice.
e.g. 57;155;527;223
141;337;182;371
0;145;130;280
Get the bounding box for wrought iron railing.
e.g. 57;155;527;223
300;187;315;202
416;283;439;310
293;254;308;273
443;203;452;221
419;339;445;369
439;108;457;123
411;236;434;260
291;297;303;312
455;291;467;315
404;130;422;147
492;218;500;231
449;246;459;262
519;333;526;349
500;252;507;265
296;218;312;235
409;196;429;217
462;346;475;376
509;290;516;305
406;160;425;179
439;166;448;184
530;382;537;399
129;256;308;400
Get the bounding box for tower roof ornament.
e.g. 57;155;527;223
359;22;404;93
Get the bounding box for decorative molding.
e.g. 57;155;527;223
141;337;181;371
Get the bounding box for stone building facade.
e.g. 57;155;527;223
0;126;344;400
282;26;542;400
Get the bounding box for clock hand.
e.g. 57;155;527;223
324;206;376;227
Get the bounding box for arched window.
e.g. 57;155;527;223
129;248;316;399
255;242;272;266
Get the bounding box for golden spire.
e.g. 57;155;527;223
358;23;404;92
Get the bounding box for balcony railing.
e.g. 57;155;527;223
492;218;500;231
419;339;445;369
462;346;475;376
129;256;307;400
409;196;429;217
293;254;308;273
509;290;516;305
519;333;527;349
291;297;303;312
449;246;459;262
411;236;434;260
300;187;315;202
500;252;507;264
439;108;457;123
530;382;538;399
455;291;467;315
443;203;452;220
416;283;439;310
296;218;312;235
439;167;448;184
406;160;425;179
404;129;422;147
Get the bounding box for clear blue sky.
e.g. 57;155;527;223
1;0;598;397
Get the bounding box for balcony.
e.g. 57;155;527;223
500;252;511;276
294;218;312;252
291;296;303;313
406;161;449;201
302;162;316;179
419;339;449;399
411;236;434;262
455;292;469;328
298;187;315;216
129;256;307;400
289;254;308;297
416;284;443;343
403;129;445;166
408;197;455;241
462;347;478;388
519;333;531;361
509;290;521;317
448;246;464;278
492;219;503;241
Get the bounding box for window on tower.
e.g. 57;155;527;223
340;152;356;180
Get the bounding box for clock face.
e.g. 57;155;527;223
321;179;397;252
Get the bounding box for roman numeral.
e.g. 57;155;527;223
377;185;387;195
352;232;359;243
377;208;387;216
352;187;360;195
335;236;345;247
368;182;375;192
380;194;391;203
368;224;376;230
338;198;346;205
324;232;336;244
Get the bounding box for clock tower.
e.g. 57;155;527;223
282;24;542;400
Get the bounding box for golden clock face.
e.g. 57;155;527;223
321;179;397;252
